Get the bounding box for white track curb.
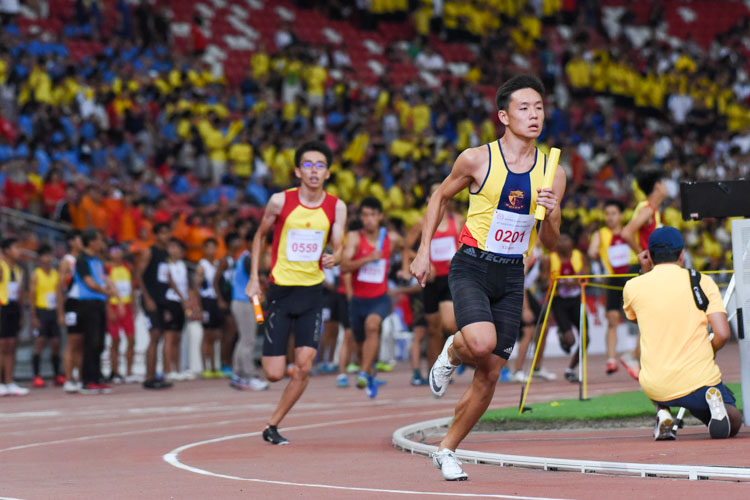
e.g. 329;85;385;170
392;417;750;481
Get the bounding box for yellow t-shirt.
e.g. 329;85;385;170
228;143;253;178
623;264;725;401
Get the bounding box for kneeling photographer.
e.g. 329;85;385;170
623;227;742;440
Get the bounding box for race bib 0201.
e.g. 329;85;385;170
358;259;386;284
485;210;536;255
430;236;457;262
607;243;631;270
286;229;325;262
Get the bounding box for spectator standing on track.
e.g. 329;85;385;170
623;227;742;441
163;238;190;382
0;237;29;396
71;229;114;395
341;197;403;398
196;237;223;378
247;141;347;445
228;230;268;391
106;244;137;383
411;75;565;481
214;232;241;378
588;199;637;375
137;223;173;389
30;244;64;388
60;230;83;393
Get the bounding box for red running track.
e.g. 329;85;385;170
0;345;747;499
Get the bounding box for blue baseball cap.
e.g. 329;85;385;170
648;226;684;253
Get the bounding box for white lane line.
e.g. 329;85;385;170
163;412;571;500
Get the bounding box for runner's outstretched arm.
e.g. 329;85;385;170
410;148;479;287
246;192;283;299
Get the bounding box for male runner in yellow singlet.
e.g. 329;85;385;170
411;75;566;481
247;141;347;445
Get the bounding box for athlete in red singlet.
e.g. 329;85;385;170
402;183;464;385
341;197;403;398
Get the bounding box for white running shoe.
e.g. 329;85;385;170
429;335;460;398
533;367;558;381
63;381;79;393
248;377;270;391
511;370;528;383
0;383;7;396
654;409;676;440
125;374;144;383
706;387;731;439
432;448;468;481
180;370;197;381
5;383;29;396
166;371;181;382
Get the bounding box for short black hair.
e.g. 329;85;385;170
496;74;545;111
635;168;665;196
81;228;100;247
38;243;53;256
1;237;18;250
294;141;332;168
360;196;382;213
224;231;240;246
168;237;186;249
604;198;625;212
153;223;171;235
65;229;81;243
650;248;682;265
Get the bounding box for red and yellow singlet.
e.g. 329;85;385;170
270;188;339;286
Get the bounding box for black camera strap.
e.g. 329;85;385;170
688;269;708;312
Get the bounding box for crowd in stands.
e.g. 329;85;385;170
1;0;748;272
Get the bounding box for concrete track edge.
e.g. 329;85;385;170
392;417;750;481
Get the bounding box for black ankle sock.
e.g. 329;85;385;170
52;355;61;375
32;354;40;376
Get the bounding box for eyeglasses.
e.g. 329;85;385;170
300;161;328;170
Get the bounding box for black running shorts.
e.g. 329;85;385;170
551;296;581;333
323;290;350;329
263;283;323;356
163;301;186;332
449;245;524;360
605;277;626;312
0;302;21;339
35;309;61;339
423;275;452;314
201;298;224;329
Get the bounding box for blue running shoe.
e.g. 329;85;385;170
500;366;512;382
220;365;233;378
374;378;387;387
336;373;349;388
366;375;378;399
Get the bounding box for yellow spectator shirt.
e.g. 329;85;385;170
623;265;725;401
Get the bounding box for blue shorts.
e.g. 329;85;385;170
655;382;736;426
350;294;391;343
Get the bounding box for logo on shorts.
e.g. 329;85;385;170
463;246;477;257
504;190;525;210
503;346;513;355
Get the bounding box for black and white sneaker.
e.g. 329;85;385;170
706;387;731;439
143;378;173;390
262;425;289;445
653;409;676;441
